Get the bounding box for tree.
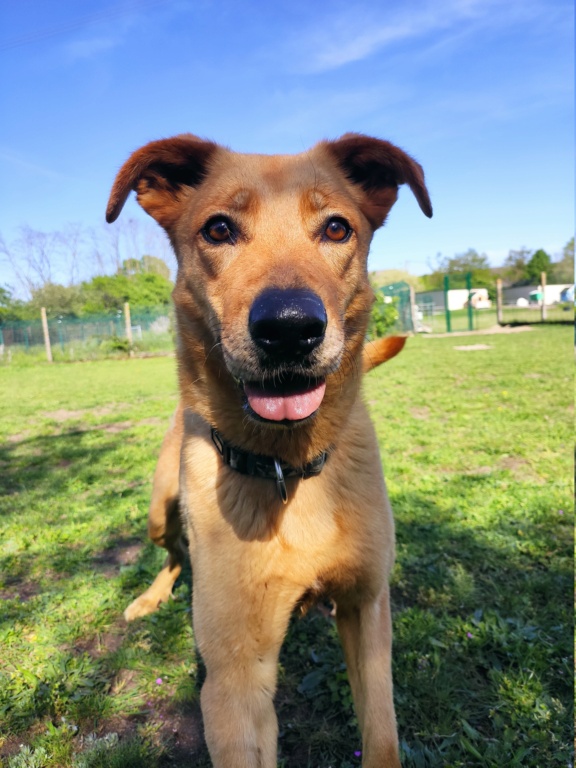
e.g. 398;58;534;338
421;249;494;295
80;271;173;314
0;285;26;322
0;227;57;296
503;247;531;285
120;255;171;279
526;249;551;284
141;255;171;279
27;283;85;318
551;238;574;284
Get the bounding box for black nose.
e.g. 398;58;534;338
249;288;327;358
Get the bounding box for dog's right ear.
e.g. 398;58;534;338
106;134;218;231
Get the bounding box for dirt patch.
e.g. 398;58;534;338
500;456;528;472
6;431;32;444
136;417;167;427
95;421;134;434
410;406;430;420
0;579;41;603
498;455;542;482
44;406;126;422
92;538;143;577
0;722;46;759
72;622;125;659
155;701;207;766
453;344;492;351
44;408;90;422
424;324;534;338
76;703;207;767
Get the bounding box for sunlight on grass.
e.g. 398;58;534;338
0;326;572;767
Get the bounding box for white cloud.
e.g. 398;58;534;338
284;0;565;73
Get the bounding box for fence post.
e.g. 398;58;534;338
41;307;53;363
466;272;474;331
540;272;547;321
124;302;134;357
496;278;503;324
443;275;452;333
409;285;419;333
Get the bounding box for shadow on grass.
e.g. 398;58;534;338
0;428;122;499
1;460;572;767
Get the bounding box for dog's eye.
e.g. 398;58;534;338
324;218;351;242
202;217;235;244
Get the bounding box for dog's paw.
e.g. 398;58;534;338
124;595;162;622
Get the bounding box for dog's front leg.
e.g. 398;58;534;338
194;578;295;768
336;589;401;768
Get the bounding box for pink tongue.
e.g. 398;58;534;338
244;381;326;421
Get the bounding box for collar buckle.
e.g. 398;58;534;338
273;459;288;504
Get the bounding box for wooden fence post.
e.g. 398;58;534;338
41;307;53;363
124;302;134;357
409;285;419;333
540;272;547;321
496;278;503;324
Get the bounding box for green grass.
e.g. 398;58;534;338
0;326;573;767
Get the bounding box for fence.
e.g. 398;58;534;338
415;273;574;333
416;274;482;333
0;305;174;362
496;277;574;326
379;281;415;334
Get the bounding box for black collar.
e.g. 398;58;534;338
211;427;328;504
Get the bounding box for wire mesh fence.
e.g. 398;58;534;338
0;307;174;363
1;273;572;364
379;281;415;334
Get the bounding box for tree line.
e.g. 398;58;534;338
419;238;574;296
0;220;174;323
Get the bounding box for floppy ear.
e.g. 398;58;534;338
324;133;432;228
105;134;218;231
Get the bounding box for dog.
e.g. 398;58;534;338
106;133;431;767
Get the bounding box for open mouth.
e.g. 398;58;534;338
242;376;326;423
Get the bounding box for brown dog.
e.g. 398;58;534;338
107;133;431;767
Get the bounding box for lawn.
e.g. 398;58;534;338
0;326;573;768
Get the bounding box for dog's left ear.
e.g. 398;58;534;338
324;133;432;228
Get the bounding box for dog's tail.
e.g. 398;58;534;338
362;335;407;373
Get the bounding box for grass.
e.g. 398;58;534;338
0;325;573;767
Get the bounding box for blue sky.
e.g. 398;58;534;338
0;0;573;291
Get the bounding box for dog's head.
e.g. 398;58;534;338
107;134;431;459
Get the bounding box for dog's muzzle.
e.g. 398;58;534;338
243;288;328;422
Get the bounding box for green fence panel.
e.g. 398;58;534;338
0;307;175;360
380;281;414;334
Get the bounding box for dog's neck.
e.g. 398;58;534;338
210;427;330;503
